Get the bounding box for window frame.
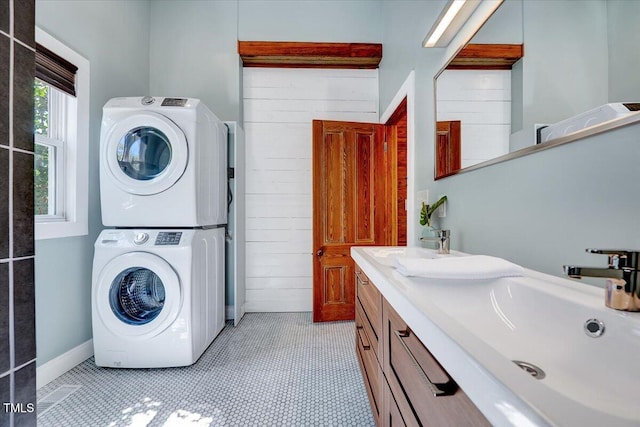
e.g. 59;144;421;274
35;27;90;240
35;133;65;218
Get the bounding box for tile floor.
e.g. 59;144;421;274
37;312;375;427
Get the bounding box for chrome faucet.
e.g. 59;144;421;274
419;229;450;254
563;249;640;311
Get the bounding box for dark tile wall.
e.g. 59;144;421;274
1;1;36;426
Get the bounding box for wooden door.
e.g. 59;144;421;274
435;121;461;179
312;120;387;322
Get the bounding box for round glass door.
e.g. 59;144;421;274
109;267;166;325
104;112;188;195
117;127;172;181
95;251;181;338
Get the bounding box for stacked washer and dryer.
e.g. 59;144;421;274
92;97;227;368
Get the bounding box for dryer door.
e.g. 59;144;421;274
103;112;188;195
95;252;182;338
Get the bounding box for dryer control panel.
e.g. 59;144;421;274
155;232;183;245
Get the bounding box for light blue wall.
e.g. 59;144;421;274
519;0;608;135
238;0;382;42
470;0;522;44
379;0;640;285
35;0;150;365
149;0;240;121
607;0;640;101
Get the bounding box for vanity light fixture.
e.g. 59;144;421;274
423;0;481;48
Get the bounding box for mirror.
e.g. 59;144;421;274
435;0;640;179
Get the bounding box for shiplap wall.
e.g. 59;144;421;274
243;68;379;312
437;70;511;168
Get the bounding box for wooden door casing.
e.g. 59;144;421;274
312;120;386;322
384;97;408;246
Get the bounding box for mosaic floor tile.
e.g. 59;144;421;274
37;313;375;427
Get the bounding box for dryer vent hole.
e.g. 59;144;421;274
512;361;545;380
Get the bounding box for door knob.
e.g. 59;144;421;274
316;249;323;257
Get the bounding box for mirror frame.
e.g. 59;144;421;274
432;3;640;180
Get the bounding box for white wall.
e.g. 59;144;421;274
380;0;640;285
243;68;378;312
437;70;511;168
35;0;150;366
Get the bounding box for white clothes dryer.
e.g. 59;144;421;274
92;228;225;368
100;97;227;227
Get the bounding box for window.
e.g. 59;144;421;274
34;28;90;240
34;80;67;217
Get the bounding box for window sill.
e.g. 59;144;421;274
35;219;88;240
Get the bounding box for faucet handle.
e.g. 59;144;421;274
586;249;640;269
586;249;633;255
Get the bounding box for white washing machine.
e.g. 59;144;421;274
92;228;225;368
100;96;227;227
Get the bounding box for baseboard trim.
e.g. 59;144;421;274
36;340;94;389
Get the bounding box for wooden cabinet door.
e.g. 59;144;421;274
383;300;490;427
312;120;386;322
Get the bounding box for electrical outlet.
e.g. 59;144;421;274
438;194;446;218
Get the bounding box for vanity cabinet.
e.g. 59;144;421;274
355;265;383;424
355;263;490;427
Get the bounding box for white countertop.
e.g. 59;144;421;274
351;246;640;427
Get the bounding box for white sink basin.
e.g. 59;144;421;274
352;246;640;427
425;275;640;421
359;246;463;266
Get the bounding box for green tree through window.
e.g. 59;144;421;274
34;79;50;215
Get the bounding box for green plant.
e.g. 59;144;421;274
419;195;447;227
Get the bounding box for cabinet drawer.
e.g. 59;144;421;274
356;304;382;424
356;266;382;344
383;300;490;427
357;297;380;362
382;377;407;427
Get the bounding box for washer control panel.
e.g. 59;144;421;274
154;232;182;245
161;97;188;107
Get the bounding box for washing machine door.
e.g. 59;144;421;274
104;112;188;195
95;252;182;338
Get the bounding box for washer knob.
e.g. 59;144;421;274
133;232;149;245
141;96;155;105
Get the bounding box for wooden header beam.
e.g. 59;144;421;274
238;41;383;69
447;44;524;70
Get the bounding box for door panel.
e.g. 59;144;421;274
435;120;461;179
355;131;375;243
324;132;347;244
313;120;386;322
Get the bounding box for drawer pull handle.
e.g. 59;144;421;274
394;329;457;397
355;270;369;285
357;326;371;350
